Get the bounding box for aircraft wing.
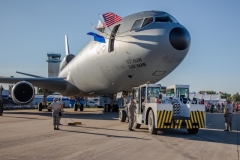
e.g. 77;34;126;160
0;77;68;93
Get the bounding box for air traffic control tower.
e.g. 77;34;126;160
46;53;61;78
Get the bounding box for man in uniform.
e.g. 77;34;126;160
128;98;136;131
224;100;233;131
47;98;61;130
0;97;3;116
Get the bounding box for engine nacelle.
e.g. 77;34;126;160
59;54;75;71
11;81;35;105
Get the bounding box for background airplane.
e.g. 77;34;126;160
0;10;190;110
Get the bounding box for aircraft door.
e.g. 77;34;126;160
109;24;120;52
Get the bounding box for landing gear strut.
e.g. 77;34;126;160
73;97;84;112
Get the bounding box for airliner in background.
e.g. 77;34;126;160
0;10;191;111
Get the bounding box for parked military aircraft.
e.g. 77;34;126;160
0;10;191;111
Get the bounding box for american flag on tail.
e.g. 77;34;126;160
102;12;122;27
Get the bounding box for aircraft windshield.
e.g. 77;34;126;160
131;19;143;31
155;15;178;23
155;16;172;23
142;17;154;28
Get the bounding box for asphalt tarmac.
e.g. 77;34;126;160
0;108;240;160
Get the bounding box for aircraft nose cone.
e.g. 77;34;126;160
169;27;190;50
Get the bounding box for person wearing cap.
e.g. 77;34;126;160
224;100;233;131
47;98;61;130
127;98;137;131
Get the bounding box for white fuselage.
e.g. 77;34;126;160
58;11;190;96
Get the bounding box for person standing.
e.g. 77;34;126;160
58;98;64;125
0;97;3;116
221;103;225;113
224;100;233;131
128;98;136;131
47;98;61;130
217;103;221;113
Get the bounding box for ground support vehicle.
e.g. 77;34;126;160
119;83;206;134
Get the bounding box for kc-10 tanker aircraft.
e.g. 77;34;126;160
0;11;191;110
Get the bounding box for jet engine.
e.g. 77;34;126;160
11;81;35;105
59;54;75;71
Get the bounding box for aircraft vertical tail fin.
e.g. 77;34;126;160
65;35;70;55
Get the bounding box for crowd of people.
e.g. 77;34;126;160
205;102;239;113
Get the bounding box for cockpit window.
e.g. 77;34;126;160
142;17;153;28
155;16;172;23
131;19;143;31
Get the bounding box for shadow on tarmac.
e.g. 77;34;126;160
3;110;240;145
2;109;118;120
151;113;240;146
59;129;150;140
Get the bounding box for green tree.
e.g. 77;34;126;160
37;88;53;95
37;88;44;95
221;92;231;101
231;92;240;103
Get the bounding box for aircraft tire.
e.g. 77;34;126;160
73;103;78;111
38;103;42;111
148;110;157;134
119;110;127;122
80;104;84;111
187;128;199;134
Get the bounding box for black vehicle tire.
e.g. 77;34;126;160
114;104;119;112
105;104;110;112
119;110;127;122
107;105;111;112
80;104;84;111
38;103;42;111
148;110;157;134
73;103;78;111
104;105;106;112
187;128;199;134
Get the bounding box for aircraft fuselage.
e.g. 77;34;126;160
58;11;191;96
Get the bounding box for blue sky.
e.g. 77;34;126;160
0;0;240;95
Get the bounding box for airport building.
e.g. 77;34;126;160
46;53;61;78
